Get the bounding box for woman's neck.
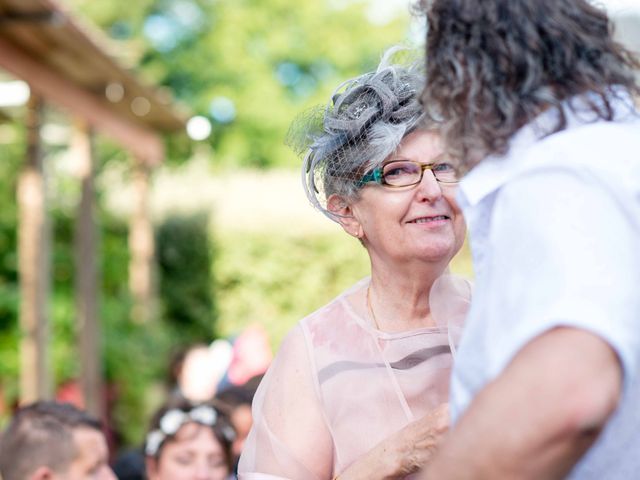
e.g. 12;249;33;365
367;258;448;332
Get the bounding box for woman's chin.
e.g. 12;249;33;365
414;245;456;265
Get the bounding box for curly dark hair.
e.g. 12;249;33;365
417;0;640;172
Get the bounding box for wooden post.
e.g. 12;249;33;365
17;94;51;404
129;161;155;324
73;120;103;418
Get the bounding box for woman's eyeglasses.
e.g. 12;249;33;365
359;158;459;188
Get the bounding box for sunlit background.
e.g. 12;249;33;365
0;0;637;450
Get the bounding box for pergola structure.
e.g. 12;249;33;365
0;0;186;416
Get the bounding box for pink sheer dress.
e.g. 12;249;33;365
238;275;470;480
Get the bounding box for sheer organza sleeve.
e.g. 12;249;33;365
238;325;334;480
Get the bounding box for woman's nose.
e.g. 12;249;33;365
190;462;212;480
194;468;213;480
415;168;443;202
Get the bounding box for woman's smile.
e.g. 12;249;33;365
406;214;451;225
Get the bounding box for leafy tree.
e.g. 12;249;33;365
0;125;24;398
66;0;413;167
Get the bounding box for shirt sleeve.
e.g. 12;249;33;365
485;166;640;388
238;325;334;480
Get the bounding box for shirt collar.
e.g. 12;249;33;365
458;88;638;208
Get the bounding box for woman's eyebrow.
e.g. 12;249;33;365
382;157;411;163
383;152;448;164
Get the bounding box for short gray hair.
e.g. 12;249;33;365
0;401;102;480
289;47;428;220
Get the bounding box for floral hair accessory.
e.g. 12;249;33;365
145;405;233;456
286;46;427;222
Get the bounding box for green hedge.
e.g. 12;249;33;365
156;213;217;342
214;230;371;349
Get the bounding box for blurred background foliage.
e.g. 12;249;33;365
67;0;414;168
0;0;470;448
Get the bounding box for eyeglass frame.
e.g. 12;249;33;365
357;156;460;188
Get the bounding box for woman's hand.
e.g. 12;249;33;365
391;403;450;477
338;403;450;480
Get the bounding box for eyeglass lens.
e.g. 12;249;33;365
381;160;458;186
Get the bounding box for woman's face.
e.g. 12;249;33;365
346;130;466;267
147;423;229;480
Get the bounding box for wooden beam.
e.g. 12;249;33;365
18;94;51;403
73;120;103;418
0;36;164;166
129;161;155;324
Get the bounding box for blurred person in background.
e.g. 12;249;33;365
216;375;263;475
168;341;233;404
0;401;116;480
238;47;471;479
144;399;236;480
111;341;240;480
111;450;146;480
224;325;272;389
417;0;640;478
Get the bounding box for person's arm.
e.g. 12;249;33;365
339;403;449;480
238;327;334;480
240;325;450;480
420;326;622;479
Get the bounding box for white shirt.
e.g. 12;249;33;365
453;92;640;478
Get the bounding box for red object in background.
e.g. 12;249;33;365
55;379;120;462
227;324;273;386
55;380;85;409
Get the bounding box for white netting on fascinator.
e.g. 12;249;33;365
287;47;428;221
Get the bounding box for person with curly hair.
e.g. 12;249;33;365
416;1;640;478
237;47;471;479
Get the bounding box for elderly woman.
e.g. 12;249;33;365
238;49;469;480
145;399;236;480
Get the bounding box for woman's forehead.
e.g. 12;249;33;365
386;130;443;162
171;421;218;443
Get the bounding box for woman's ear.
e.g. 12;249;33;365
327;194;363;239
